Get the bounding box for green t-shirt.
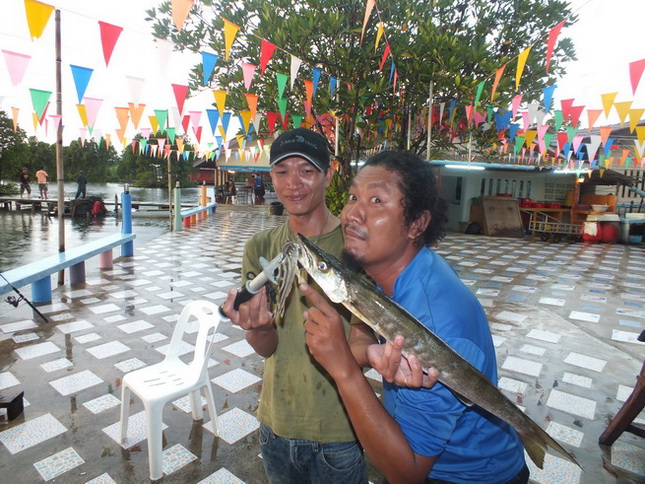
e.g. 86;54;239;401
243;222;356;442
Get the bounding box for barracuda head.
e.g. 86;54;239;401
295;233;350;304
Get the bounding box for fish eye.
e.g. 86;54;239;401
317;261;328;271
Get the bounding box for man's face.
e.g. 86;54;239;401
340;165;412;272
270;157;330;216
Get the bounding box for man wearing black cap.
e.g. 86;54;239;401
222;128;367;483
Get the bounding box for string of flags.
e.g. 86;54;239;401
1;0;644;169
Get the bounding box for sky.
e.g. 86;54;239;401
0;0;644;149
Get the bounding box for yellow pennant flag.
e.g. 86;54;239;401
176;136;185;152
76;104;89;127
24;0;55;40
629;108;645;132
32;112;39;131
614;101;632;124
375;22;384;53
148;115;159;134
524;129;538;148
171;0;194;32
212;90;227;115
515;46;532;90
222;18;241;61
11;106;20;131
601;92;618;117
218;125;227;141
636;126;645;145
239;109;252;134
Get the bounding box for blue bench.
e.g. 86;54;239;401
0;232;136;303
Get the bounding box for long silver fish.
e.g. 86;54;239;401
278;234;579;470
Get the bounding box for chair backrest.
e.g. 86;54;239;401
165;301;220;370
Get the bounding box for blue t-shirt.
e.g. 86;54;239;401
383;247;526;483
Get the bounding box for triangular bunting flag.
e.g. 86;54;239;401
201;52;218;86
2;50;31;85
98;21;123;67
259;39;276;75
222;18;241;61
545;20;565;73
24;0;55;40
171;0;194;32
515;46;532;90
172;83;189;115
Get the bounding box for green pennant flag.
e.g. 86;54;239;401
29;88;52;119
292;114;303;128
166;127;176;144
514;136;525;155
543;132;555;152
155;109;168;131
625;157;633;167
277;97;288;121
566;125;578;142
276;73;288;99
486;105;494;124
140;138;148;155
553;110;564;131
474;81;485;109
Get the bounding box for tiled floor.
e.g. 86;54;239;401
0;205;644;483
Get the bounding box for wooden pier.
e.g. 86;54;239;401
0;197;197;214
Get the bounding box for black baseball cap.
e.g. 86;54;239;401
269;128;330;172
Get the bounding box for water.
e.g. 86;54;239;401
0;182;202;272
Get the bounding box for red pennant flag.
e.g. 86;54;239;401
259;39;277;75
267;112;279;135
193;126;202;143
181;114;190;134
281;113;289;130
379;44;391;72
545;20;565;73
557;132;568;151
98;21;123;67
172;84;189;115
629;58;645;95
569;105;584;127
560;98;574;123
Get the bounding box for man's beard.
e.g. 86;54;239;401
342;249;365;272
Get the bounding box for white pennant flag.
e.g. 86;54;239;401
290;55;302;90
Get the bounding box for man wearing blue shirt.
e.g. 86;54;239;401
302;150;528;483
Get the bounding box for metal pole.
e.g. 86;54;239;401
167;149;173;229
407;107;412;151
55;10;65;286
426;82;433;159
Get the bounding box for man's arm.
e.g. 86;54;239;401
221;286;278;357
301;284;436;483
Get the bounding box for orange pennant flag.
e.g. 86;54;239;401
76;104;89;127
601;92;618;117
614;101;632;124
105;133;111;150
629;108;645;132
586;109;602;129
114;106;129;131
12;106;20;131
222;18;241;61
212;90;227;115
171;0;194;32
524;129;538;147
599;126;613;146
490;64;506;102
360;0;376;45
24;0;55;40
515;46;532;90
303;80;313;103
115;128;126;144
245;94;258;121
128;103;146;130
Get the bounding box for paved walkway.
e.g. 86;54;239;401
0;205;644;483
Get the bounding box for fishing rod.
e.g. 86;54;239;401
0;273;49;324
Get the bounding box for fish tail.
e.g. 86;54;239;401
517;420;581;469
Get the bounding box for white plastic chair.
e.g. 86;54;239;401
119;300;220;480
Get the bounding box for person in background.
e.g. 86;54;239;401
254;172;265;204
35;167;49;199
75;171;88;199
19;167;31;198
301;150;528;484
221;128;368;484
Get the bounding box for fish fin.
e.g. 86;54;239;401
518;420;581;470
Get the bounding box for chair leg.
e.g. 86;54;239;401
203;381;218;435
120;385;131;442
189;389;204;420
146;402;165;481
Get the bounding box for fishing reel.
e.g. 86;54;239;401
5;295;23;308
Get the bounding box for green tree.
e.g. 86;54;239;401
27;137;55;177
147;0;577;175
0;110;29;182
64;138;120;182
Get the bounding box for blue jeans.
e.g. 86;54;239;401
259;423;368;484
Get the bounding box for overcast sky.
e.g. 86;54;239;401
0;0;643;145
